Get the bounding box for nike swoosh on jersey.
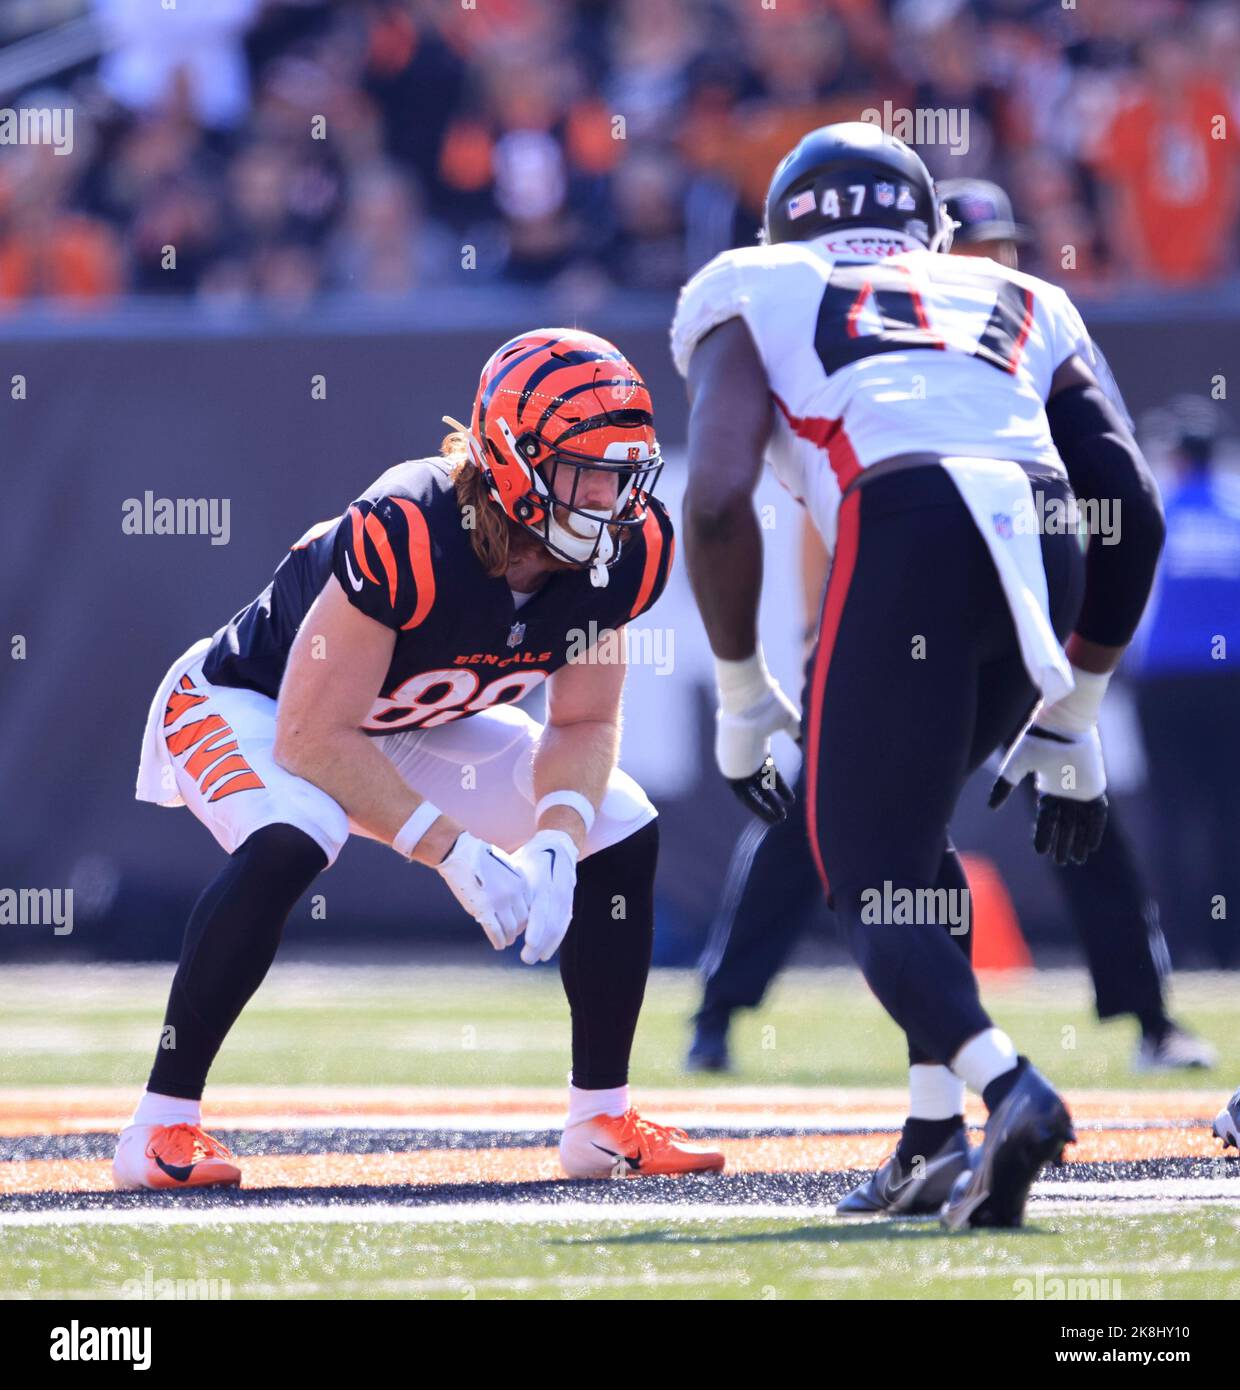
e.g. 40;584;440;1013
344;551;365;591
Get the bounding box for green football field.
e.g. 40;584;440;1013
2;963;1237;1302
2;960;1235;1090
6;1209;1237;1302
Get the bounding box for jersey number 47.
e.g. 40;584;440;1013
815;260;1036;378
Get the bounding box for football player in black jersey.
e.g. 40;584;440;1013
116;328;724;1189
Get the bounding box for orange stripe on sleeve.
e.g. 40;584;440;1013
628;509;665;619
390;498;436;629
364;511;399;609
349;506;379;584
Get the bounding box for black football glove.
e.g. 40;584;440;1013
727;754;796;825
989;725;1108;866
714;651;801;826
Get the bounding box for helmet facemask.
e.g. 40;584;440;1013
928;199;958;254
492;414;662;587
458;328;663;588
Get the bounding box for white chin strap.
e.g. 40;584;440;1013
490;414;629;587
549;512;614;587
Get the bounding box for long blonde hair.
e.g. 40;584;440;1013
440;429;532;578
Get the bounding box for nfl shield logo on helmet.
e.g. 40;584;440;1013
507;621;525;648
786;190;816;221
897;184;917;211
875;182;895;208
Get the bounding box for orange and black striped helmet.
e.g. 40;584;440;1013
456;328;662;585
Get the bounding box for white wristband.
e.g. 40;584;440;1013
535;790;596;834
393;801;442;859
1038;666;1111;737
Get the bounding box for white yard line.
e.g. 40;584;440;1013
4;1184;1240;1230
1034;1178;1240;1201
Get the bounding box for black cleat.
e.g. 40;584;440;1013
1213;1087;1240;1151
686;1011;733;1073
837;1126;972;1215
941;1064;1075;1230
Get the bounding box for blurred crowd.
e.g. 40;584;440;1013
1;0;1238;309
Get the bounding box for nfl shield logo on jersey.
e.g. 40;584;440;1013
992;513;1013;539
875;182;895;208
507;621;526;648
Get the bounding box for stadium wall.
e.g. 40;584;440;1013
0;301;1228;962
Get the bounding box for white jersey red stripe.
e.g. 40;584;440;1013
670;229;1094;553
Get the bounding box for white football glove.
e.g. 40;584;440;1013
993;724;1107;803
714;649;801;824
989;669;1110;867
435;831;532;950
512;828;579;964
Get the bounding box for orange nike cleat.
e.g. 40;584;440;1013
560;1108;726;1179
112;1122;242;1191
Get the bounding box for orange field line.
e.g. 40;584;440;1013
0;1090;1217;1137
0;1128;1223;1197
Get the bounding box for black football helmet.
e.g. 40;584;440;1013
763;121;953;252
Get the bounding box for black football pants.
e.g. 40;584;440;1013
695;770;1169;1035
805;466;1084;1066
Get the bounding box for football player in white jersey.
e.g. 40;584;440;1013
672;123;1165;1228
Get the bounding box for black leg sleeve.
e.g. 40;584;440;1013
559;819;658;1091
147;824;327;1099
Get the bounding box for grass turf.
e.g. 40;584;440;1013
4;1209;1238;1301
0;962;1235;1091
3;963;1235;1302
